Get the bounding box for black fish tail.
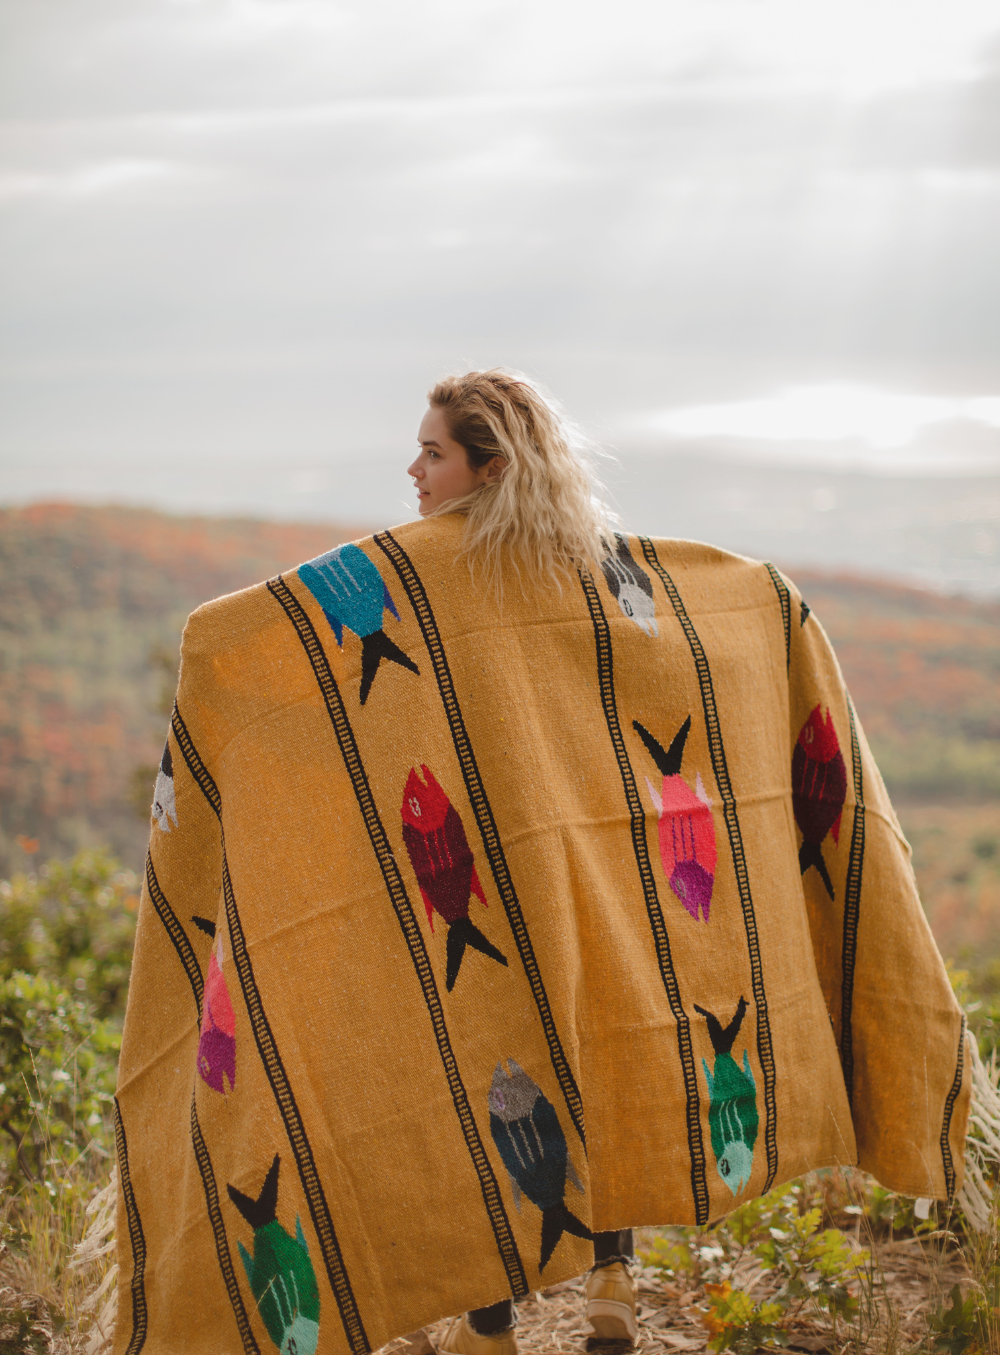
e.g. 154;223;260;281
539;1201;592;1271
632;716;691;779
694;997;748;1056
799;839;834;899
445;917;508;990
445;924;467;992
359;629;420;705
457;916;508;966
227;1153;280;1230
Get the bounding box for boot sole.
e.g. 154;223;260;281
586;1301;639;1343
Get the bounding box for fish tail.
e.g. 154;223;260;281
540;1202;592;1272
359;629;420;705
227;1154;280;1231
445;917;507;989
445;923;468;992
798;839;834;899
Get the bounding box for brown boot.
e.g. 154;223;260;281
438;1315;518;1355
585;1260;638;1342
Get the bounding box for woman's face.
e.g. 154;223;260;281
408;406;500;516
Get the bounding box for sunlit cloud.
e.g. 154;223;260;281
635;384;1000;451
0;160;184;199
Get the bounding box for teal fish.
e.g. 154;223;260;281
228;1156;320;1355
694;998;758;1196
298;544;419;705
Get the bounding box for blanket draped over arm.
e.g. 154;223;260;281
113;518;968;1355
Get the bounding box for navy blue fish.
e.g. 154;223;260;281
298;544;419;705
488;1059;589;1271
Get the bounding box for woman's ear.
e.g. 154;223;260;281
486;455;507;481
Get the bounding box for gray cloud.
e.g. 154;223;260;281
3;0;1000;546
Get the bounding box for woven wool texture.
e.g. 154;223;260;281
113;517;969;1355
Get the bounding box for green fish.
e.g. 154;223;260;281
228;1155;320;1355
694;997;758;1196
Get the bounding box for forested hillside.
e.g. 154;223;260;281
0;504;368;874
1;504;998;958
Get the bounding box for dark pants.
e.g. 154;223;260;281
467;1230;634;1336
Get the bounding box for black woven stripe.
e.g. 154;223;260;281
374;529;586;1147
840;700;866;1105
114;1098;148;1355
764;564;791;672
577;567;709;1225
143;860;261;1345
638;537;779;1192
174;702;370;1353
172;704;221;819
190;1095;261;1353
268;574;529;1298
940;1017;966;1201
145;853;203;1020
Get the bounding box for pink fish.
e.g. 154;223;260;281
633;717;717;922
195;922;236;1094
401;766;508;990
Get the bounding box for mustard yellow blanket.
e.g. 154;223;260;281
114;517;968;1355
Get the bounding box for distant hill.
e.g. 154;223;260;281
0;504;370;874
1;505;998;960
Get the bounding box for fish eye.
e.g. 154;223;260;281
623;599;633;616
408;797;421;816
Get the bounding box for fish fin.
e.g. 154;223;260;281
359;629;419;705
831;810;842;845
798;840;834;899
191;915;216;938
644;776;663;816
296;1214;309;1254
540;1202;592;1272
383;582;400;621
566;1156;586;1194
227;1154;280;1231
694;772;711;808
743;1050;756;1090
419;887;435;930
509;1174;522;1212
237;1239;253;1286
470;865;488;908
702;1057;713;1097
323;610;344;647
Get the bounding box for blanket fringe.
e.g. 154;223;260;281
955;1038;1000;1232
71;1165;119;1354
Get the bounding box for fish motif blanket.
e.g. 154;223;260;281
115;517;969;1355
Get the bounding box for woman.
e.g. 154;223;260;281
408;372;641;1355
114;369;967;1355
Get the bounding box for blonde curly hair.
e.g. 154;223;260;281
426;368;611;585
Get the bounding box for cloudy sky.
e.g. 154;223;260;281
3;0;1000;529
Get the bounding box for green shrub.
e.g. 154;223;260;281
0;972;119;1187
0;850;137;1021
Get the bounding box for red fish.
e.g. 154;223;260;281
400;766;509;991
792;705;847;900
633;716;717;921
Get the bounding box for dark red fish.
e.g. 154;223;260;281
400;766;509;991
792;705;847;900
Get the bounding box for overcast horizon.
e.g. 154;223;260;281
3;0;1000;585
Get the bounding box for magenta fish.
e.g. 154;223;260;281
792;705;847;900
633;716;717;922
192;916;237;1094
400;766;509;991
